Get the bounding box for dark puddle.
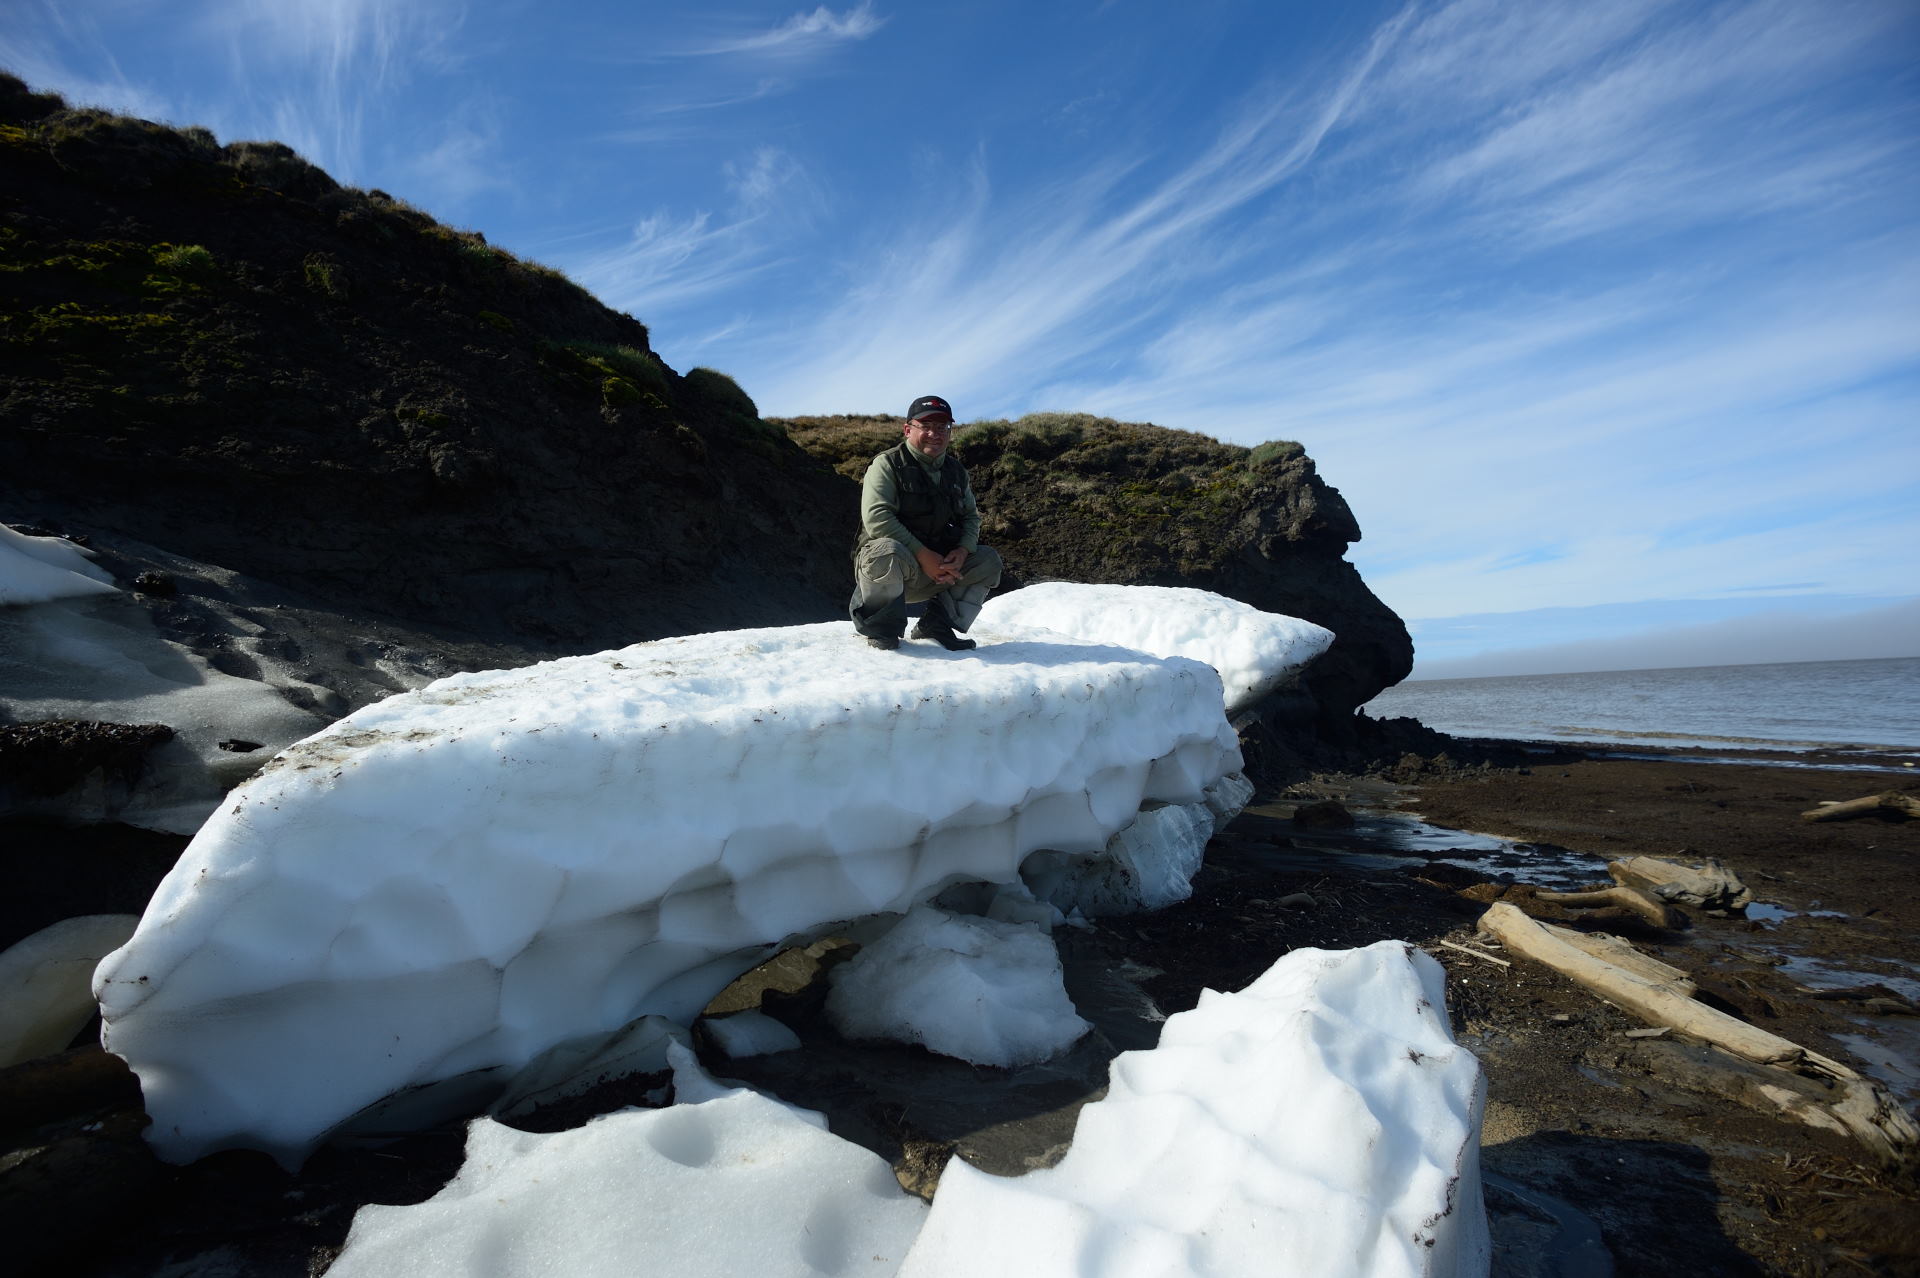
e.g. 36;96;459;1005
1771;954;1920;1002
1232;800;1613;892
1484;1171;1614;1278
1833;1028;1920;1108
1743;902;1848;925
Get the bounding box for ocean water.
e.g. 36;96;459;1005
1362;656;1920;754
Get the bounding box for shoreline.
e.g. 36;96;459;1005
1412;732;1920;773
1310;743;1920;1275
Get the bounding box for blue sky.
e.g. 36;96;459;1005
7;0;1918;675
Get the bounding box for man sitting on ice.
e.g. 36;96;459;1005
850;394;1003;652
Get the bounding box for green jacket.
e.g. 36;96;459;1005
856;439;981;557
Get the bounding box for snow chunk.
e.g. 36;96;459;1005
899;941;1488;1278
95;621;1238;1166
1025;800;1217;918
1203;769;1255;827
826;907;1090;1067
0;525;116;607
0;595;328;832
329;1090;926;1278
0;915;139;1067
704;1009;802;1059
1025;771;1250;918
978;583;1334;713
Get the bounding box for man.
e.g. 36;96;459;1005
850;394;1003;651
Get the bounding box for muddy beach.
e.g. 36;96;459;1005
1340;744;1920;1276
8;744;1919;1277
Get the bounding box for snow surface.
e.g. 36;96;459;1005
977;583;1335;713
825;906;1091;1066
899;942;1489;1278
329;1078;927;1277
95;621;1240;1166
0;915;139;1067
0;594;329;832
328;942;1486;1278
0;524;116;606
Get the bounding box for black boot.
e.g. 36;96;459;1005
911;608;976;651
850;586;906;650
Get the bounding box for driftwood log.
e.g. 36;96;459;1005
1609;855;1752;911
1801;791;1920;822
1478;901;1920;1167
1550;929;1695;996
1534;884;1686;930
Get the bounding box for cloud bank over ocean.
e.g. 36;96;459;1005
1409;597;1920;680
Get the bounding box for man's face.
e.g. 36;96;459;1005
904;415;953;457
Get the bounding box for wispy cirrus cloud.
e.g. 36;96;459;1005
198;0;467;180
0;0;175;121
1056;237;1919;615
616;2;885;123
662;0;1914;631
1393;0;1914;246
3;0;481;192
407;117;509;210
569;144;820;317
684;3;886;59
733;4;1418;414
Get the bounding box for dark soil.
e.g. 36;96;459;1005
1;819;189;950
0;722;174;800
1382;748;1920;1277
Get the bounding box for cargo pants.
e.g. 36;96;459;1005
849;538;1003;643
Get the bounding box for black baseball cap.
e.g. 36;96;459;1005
907;395;953;422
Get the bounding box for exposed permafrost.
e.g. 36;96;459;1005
95;622;1242;1167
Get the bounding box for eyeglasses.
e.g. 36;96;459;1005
910;419;953;432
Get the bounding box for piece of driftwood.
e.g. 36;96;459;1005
1625;1037;1908;1151
1609;855;1753;910
1437;939;1511;968
1534;884;1685;931
1551;929;1696;996
1802;792;1920;822
1479;901;1920;1166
